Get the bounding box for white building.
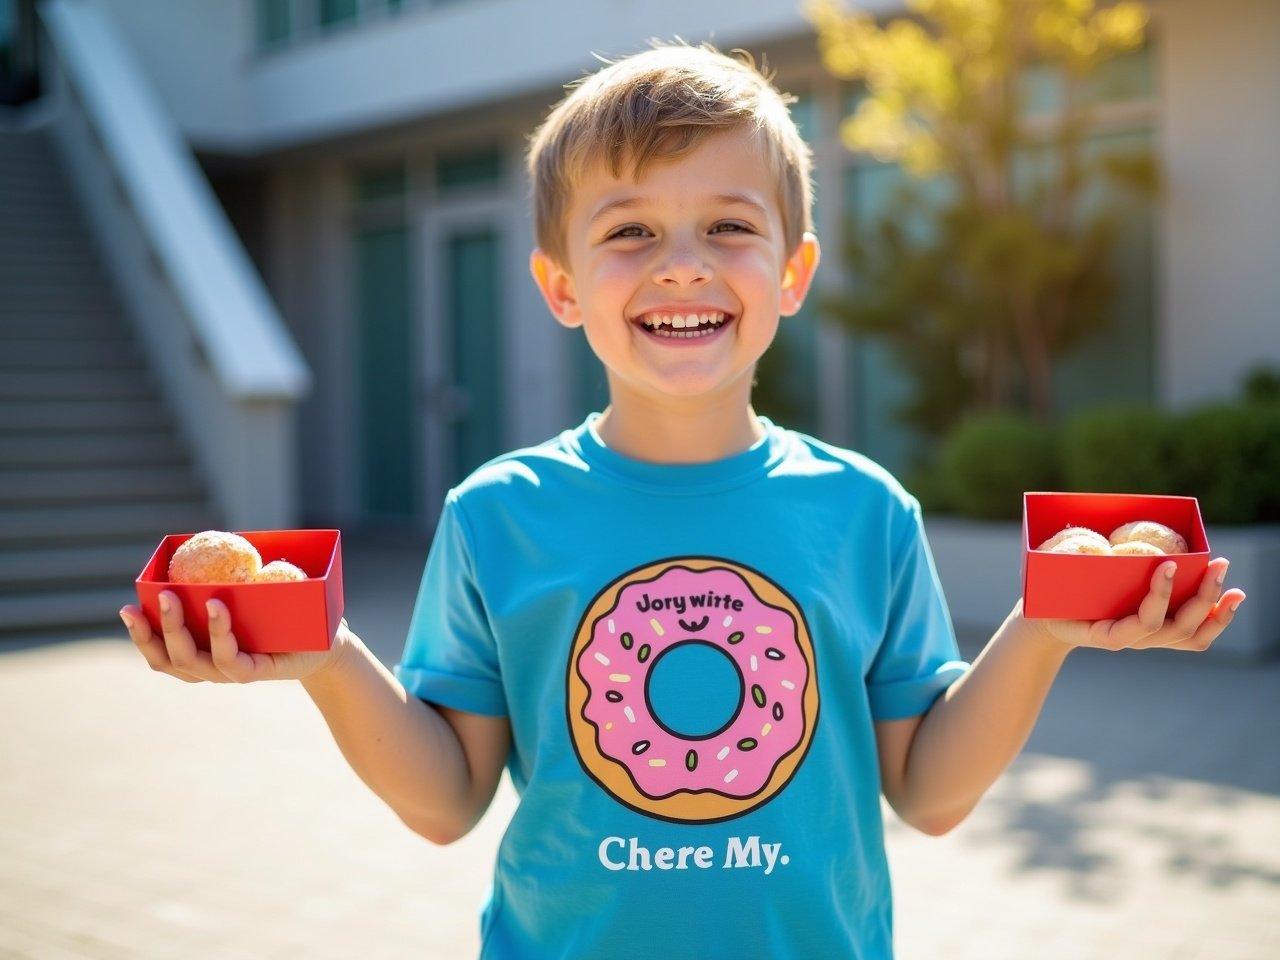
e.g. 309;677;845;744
9;0;1280;539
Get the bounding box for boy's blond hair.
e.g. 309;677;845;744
527;42;814;266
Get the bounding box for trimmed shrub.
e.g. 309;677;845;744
1243;366;1280;404
1169;403;1280;524
1060;405;1176;494
939;414;1059;520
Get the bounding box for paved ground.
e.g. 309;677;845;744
2;538;1278;959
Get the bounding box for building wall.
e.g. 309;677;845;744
87;0;249;143
1157;0;1280;407
93;0;880;153
86;0;1280;527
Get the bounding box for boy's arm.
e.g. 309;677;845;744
302;634;512;844
301;629;511;845
875;558;1244;837
124;593;510;845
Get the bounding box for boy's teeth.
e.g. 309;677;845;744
642;312;725;330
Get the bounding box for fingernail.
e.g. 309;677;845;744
1231;600;1243;612
1216;566;1228;585
205;601;218;621
1164;563;1176;580
159;594;171;614
119;610;134;630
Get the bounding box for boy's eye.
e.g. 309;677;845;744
710;221;752;235
607;224;649;240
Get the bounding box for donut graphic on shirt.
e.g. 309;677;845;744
567;557;818;823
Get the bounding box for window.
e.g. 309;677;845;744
256;0;291;48
354;163;408;203
351;160;415;520
318;0;358;29
257;0;420;49
436;144;503;192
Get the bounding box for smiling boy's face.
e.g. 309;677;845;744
531;126;819;417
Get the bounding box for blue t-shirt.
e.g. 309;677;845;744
396;416;967;959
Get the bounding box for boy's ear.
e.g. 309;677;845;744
779;232;821;317
530;249;582;329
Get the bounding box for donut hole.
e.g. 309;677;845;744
644;641;744;740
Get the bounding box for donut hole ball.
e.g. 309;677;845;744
1037;526;1111;553
1110;540;1167;557
1046;533;1113;555
256;560;307;582
1109;520;1188;555
168;531;262;583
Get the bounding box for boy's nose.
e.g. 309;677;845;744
653;246;712;287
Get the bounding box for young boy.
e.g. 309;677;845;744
121;43;1244;959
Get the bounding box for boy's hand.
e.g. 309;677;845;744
1031;557;1245;653
120;591;345;684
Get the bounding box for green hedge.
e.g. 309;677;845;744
932;399;1279;524
1169;404;1280;524
938;414;1059;519
1060;406;1175;494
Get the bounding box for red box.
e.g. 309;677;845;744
135;530;343;653
1022;493;1210;620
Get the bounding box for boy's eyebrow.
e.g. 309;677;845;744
587;192;771;226
713;192;771;220
588;197;645;226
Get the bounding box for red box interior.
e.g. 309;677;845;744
135;530;343;653
1022;493;1209;621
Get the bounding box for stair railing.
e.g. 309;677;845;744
37;0;311;531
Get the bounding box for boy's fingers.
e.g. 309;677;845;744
206;600;259;681
156;591;220;681
1145;558;1229;650
1161;587;1245;653
120;604;150;645
1211;589;1246;626
122;603;202;682
121;604;167;667
1132;561;1177;635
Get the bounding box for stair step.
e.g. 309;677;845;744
0;465;204;506
0;340;140;368
0;502;219;548
0;262;106;279
0;241;102;258
0;587;139;633
0;194;89;208
0;128;222;634
1;284;123;300
0;369;155;400
0;399;171;431
0;430;188;467
0;316;130;336
1;305;127;323
0;542;156;591
0;272;109;286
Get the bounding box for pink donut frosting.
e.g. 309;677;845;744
576;564;809;801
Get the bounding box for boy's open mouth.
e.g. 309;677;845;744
637;311;730;339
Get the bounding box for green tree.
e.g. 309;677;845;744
807;0;1157;436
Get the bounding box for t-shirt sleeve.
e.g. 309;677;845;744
866;500;968;721
394;496;508;717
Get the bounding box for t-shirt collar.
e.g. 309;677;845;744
566;412;787;494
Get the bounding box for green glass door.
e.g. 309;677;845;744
444;228;504;480
355;224;416;521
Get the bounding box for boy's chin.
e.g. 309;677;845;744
613;369;759;405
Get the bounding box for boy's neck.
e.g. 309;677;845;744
594;397;766;464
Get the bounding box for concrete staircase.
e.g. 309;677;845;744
0;127;219;635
